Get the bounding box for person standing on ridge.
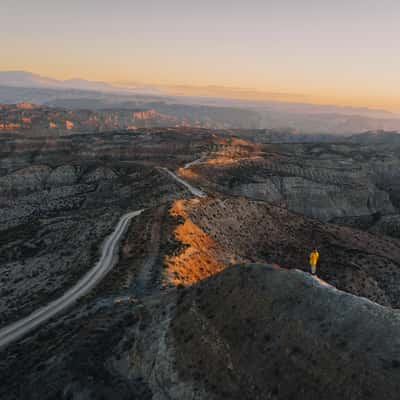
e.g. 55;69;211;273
309;248;319;275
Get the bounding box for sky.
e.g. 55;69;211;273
1;0;400;111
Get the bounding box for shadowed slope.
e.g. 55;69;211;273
168;264;400;400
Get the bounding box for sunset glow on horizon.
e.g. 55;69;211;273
1;0;400;111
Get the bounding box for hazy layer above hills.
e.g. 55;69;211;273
1;71;400;134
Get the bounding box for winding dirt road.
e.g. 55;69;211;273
0;209;144;349
0;166;205;349
161;167;206;197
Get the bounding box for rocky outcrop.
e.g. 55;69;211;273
0;122;22;131
132;109;157;119
16;102;35;109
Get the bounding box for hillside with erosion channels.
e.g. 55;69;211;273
180;139;400;236
1;127;400;399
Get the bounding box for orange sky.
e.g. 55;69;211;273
1;0;400;111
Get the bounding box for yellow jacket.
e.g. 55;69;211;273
309;250;319;265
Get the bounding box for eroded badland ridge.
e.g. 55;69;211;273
1;126;400;399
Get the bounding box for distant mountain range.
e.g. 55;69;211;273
1;71;400;134
0;71;138;93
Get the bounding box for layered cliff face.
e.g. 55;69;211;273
0;104;179;134
233;175;394;221
182;142;400;230
0;102;261;135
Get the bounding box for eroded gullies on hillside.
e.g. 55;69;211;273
181;141;400;234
